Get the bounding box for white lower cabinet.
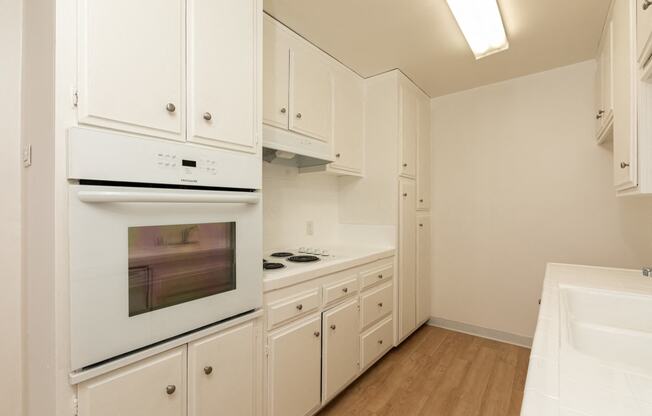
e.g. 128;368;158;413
360;317;393;370
416;215;431;325
322;298;360;402
399;178;417;341
267;315;322;416
77;346;187;416
188;322;257;416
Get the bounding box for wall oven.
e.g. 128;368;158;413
68;128;262;370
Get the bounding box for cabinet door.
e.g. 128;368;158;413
188;0;258;152
595;51;604;136
637;0;652;60
289;43;334;143
331;64;364;174
78;0;185;141
188;322;257;416
263;15;291;129
322;298;360;402
416;215;431;325
399;84;418;178
417;95;431;210
399;178;417;341
268;315;322;416
613;0;638;190
78;347;186;416
602;20;614;121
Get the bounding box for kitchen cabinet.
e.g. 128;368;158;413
330;63;365;175
263;15;334;145
417;94;431;210
398;178;417;341
267;315;322;416
188;321;256;416
416;214;431;325
77;0;185;141
595;18;614;143
263;15;291;130
77;346;187;416
399;83;418;178
188;0;258;152
322;299;360;402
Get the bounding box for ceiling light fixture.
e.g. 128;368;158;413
446;0;509;59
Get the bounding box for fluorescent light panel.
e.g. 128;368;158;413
446;0;509;59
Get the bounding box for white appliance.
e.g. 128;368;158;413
68;128;262;370
262;125;334;167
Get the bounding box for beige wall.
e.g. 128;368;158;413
0;0;23;414
431;60;652;339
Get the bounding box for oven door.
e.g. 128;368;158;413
69;184;262;370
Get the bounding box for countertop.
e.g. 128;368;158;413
522;263;652;416
263;245;396;292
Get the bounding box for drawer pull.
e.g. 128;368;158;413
296;304;303;311
378;339;384;345
314;331;320;338
378;302;384;308
166;385;176;395
203;366;213;375
342;287;349;293
330;324;337;330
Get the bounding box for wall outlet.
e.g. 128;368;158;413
306;221;314;236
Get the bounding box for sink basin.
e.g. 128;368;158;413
561;287;652;375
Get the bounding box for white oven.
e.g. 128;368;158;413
67;128;262;370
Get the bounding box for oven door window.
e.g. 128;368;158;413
128;222;236;317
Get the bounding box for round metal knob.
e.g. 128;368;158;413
166;103;176;113
620;162;630;169
314;331;320;337
342;287;348;293
378;302;383;308
280;107;287;114
166;385;176;395
403;163;408;167
203;112;212;121
296;113;302;119
644;0;651;10
378;340;383;345
403;193;408;197
419;223;424;227
378;274;383;279
330;324;336;330
420;199;424;203
296;304;303;311
336;153;341;158
203;366;213;375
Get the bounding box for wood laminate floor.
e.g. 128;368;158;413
319;325;530;416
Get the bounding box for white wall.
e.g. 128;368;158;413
0;0;23;414
263;162;340;250
431;60;652;340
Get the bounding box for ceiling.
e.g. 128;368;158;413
263;0;612;97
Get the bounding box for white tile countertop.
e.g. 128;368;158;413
262;245;395;292
522;263;652;416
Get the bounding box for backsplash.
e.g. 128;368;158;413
262;162;340;250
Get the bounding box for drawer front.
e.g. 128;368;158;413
323;276;358;306
267;289;321;330
360;283;393;330
360;263;393;291
361;317;393;370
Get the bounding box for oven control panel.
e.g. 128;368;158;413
156;153;218;176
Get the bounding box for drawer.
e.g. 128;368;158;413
360;263;393;291
267;289;321;330
361;317;393;370
360;282;393;330
323;276;358;306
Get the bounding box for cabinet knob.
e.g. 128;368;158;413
377;274;383;279
403;163;408;167
596;110;605;120
419;199;424;203
203;112;212;121
378;302;383;308
419;223;424;227
296;304;303;311
620;162;630;169
296;113;302;119
403;193;408;197
644;0;651;10
280;107;287;114
330;324;336;330
166;385;176;395
166;103;176;113
335;153;341;158
378;339;384;345
342;287;348;293
203;366;213;375
314;331;320;337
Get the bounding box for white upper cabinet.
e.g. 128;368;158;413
188;0;258;152
78;347;187;416
331;63;365;174
263;15;291;130
188;322;256;416
595;18;614;142
399;83;418;178
289;42;334;143
78;0;185;141
322;299;360;402
417;95;431;210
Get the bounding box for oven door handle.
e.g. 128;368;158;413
77;190;261;204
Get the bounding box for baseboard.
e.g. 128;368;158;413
428;317;533;348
